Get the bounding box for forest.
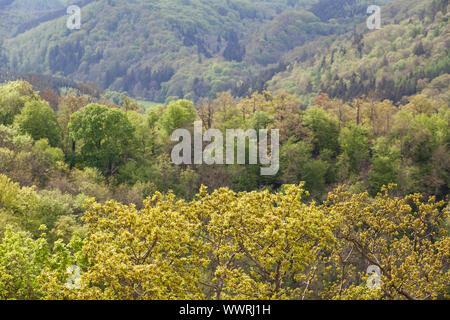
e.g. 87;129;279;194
0;0;448;300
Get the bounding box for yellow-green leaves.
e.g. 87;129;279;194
1;183;448;300
77;194;207;299
321;185;449;300
76;184;337;300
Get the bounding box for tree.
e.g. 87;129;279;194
312;94;354;129
122;96;142;112
413;41;425;56
196;184;335;300
0;126;53;187
223;30;245;62
158;99;197;135
39;87;60;110
0;40;7;69
212;92;242;131
1;181;448;300
76;194;207;299
352;33;364;58
57;94;90;153
367;138;401;195
0;174;75;237
0;81;37;126
69;104;136;177
303;107;340;157
197;98;215;129
0;225;82;300
338;125;370;174
321;185;449;300
361;99;396;137
14;100;61;147
404;94;437;116
271;91;307;142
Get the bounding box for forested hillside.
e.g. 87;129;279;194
0;0;448;301
268;0;450;104
0;0;77;38
2;0;396;103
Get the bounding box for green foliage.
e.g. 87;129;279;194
0;0;448;301
1;0;397;102
0;124;63;187
33;139;65;164
338;125;370;174
1;184;444;300
0;80;37;125
0;173;83;238
269;0;450;104
367;138;401;195
14;99;61;147
0;225;83;300
69;103;136;177
158;99;197;135
303;107;340;156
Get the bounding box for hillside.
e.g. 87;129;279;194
0;0;77;38
267;0;450;104
1;0;396;103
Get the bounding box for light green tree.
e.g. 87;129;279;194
14;100;61;147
